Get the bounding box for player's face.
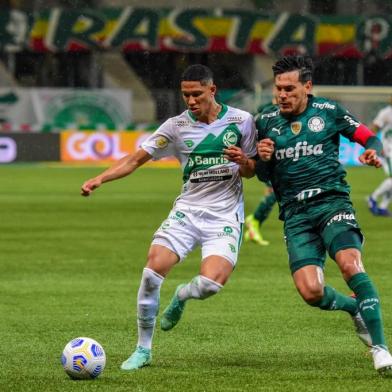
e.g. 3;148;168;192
274;70;312;116
181;81;216;120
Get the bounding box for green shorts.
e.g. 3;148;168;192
283;193;363;274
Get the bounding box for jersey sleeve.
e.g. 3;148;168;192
335;102;362;140
240;114;257;158
141;119;177;160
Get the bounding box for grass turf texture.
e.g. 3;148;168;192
1;165;392;391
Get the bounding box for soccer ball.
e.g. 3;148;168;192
61;337;106;380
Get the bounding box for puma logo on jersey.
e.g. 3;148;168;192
275;141;323;162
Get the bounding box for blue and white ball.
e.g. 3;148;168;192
61;337;106;380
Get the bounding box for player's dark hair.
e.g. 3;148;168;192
272;56;313;83
181;64;214;85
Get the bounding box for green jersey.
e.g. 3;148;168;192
256;101;278;115
255;95;362;211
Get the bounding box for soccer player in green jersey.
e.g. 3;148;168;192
256;55;392;376
81;64;257;371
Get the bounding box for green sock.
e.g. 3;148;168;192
348;272;387;348
254;192;276;224
310;285;357;314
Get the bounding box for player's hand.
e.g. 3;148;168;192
258;138;275;161
223;146;249;165
81;178;102;197
359;149;382;168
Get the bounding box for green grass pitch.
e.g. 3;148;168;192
1;164;392;391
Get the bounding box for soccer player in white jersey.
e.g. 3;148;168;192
368;96;392;216
81;64;258;370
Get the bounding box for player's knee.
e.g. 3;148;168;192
298;284;324;305
335;248;364;280
146;246;178;276
196;275;223;299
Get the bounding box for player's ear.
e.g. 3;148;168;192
210;84;217;97
304;80;312;93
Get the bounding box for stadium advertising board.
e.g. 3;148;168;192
0;9;391;57
60;131;362;167
0;131;367;166
60;131;179;167
0;133;60;163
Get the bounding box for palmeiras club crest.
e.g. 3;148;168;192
308;116;325;132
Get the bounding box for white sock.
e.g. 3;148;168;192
372;178;392;201
136;268;164;349
177;275;223;301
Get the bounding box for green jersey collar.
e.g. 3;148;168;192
187;103;228;122
217;103;228;119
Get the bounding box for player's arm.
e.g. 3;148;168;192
337;104;383;168
255;138;274;182
351;125;383;168
81;148;152;196
224;114;259;178
223;145;256;178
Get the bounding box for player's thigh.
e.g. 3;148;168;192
200;215;243;269
320;200;363;259
284;210;325;274
151;208;200;264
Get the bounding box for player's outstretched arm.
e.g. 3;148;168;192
350;125;383;168
81;148;152;196
223;145;256;178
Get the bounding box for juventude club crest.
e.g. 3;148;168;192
308;116;325;132
290;121;302;135
222;131;238;147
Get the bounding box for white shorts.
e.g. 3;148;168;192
151;208;243;266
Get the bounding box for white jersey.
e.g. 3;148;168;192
373;105;392;156
142;104;257;221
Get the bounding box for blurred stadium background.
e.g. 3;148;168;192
1;0;392;164
2;1;392;391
